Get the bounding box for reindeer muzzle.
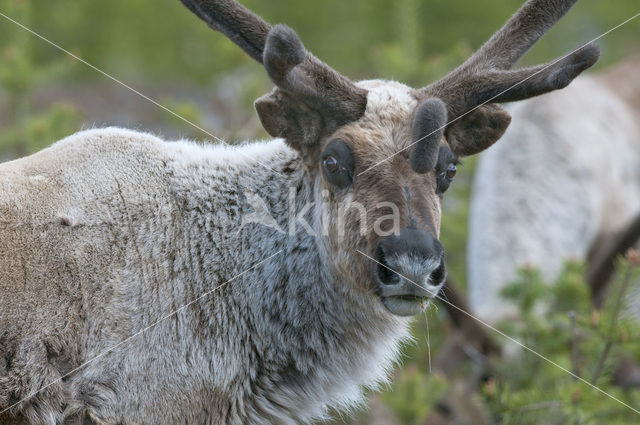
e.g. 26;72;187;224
374;228;446;316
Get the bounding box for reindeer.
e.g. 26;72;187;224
467;56;640;323
0;1;598;424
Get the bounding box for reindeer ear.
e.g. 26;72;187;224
445;104;511;157
255;88;323;152
254;90;286;138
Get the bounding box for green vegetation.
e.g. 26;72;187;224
1;0;639;423
489;260;640;425
384;258;640;425
0;0;80;156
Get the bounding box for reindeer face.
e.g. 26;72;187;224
316;81;455;316
182;0;600;316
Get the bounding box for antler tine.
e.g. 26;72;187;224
410;98;447;173
467;0;580;71
262;25;368;128
180;0;271;63
421;0;599;119
436;43;599;119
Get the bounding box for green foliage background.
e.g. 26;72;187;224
0;0;639;423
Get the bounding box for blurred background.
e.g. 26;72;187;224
0;0;639;423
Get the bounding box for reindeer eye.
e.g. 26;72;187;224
436;162;457;195
323;155;339;173
435;146;458;195
321;139;355;189
445;163;457;180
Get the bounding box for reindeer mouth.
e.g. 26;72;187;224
375;250;432;316
391;294;429;302
374;237;444;317
380;295;430;316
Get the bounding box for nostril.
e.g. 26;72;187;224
430;259;446;285
377;263;401;286
375;245;401;286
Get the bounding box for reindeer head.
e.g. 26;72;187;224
181;0;599;316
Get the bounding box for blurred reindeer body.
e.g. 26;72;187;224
0;0;599;424
468;61;640;322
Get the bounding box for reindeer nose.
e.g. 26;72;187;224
374;228;445;316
